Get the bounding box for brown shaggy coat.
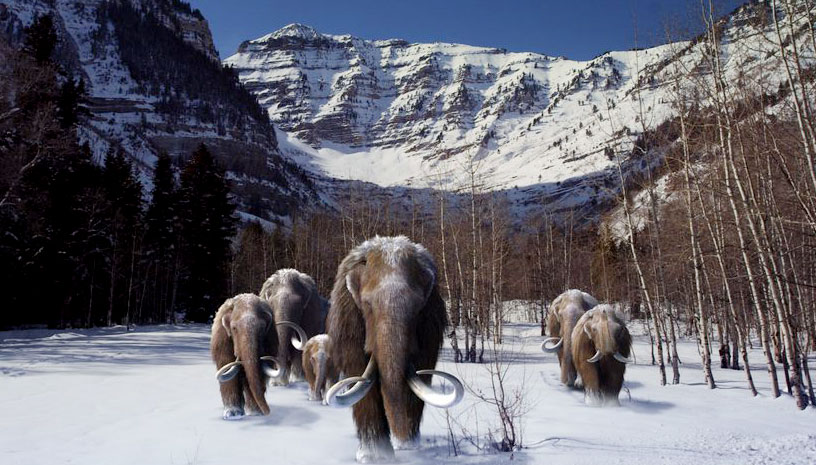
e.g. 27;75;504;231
547;290;598;387
571;305;632;406
327;236;446;459
259;269;328;383
302;334;339;402
211;293;278;416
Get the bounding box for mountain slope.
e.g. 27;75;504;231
0;0;320;224
225;3;815;217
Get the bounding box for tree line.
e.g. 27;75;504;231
0;16;236;328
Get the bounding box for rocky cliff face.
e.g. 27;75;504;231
0;0;320;224
226;3;814;218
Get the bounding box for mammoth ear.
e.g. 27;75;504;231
344;264;363;306
221;311;233;338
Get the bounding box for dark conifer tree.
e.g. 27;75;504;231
142;152;180;322
101;149;143;326
178;144;236;322
23;14;58;64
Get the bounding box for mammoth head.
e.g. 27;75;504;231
215;294;285;384
579;305;633;364
541;290;598;353
325;236;464;409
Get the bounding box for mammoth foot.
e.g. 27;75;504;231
392;436;420;451
222;407;245;420
307;390;322;402
356;438;394;463
584;391;603;407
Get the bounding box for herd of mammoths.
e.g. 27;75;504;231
210;235;632;462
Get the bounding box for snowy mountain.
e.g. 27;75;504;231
225;3;815;218
0;0;321;224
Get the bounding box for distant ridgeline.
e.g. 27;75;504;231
93;0;273;144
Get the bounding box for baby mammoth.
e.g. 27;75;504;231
260;268;327;385
302;334;339;402
325;236;464;463
541;289;598;387
210;294;285;420
571;304;633;406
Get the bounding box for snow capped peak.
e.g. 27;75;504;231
262;23;323;41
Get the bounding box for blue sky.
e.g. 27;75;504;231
189;0;745;60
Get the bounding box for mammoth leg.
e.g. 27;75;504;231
580;366;602;406
560;346;578;387
599;359;625;406
303;353;318;401
353;379;393;462
212;327;245;419
243;379;263;414
290;353;305;381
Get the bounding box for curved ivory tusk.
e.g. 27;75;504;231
324;357;377;407
540;337;563;352
216;360;243;383
407;368;465;409
587;350;602;363
276;321;308;350
612;352;633;364
260;356;285;379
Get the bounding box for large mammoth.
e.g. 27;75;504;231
210;294;285;420
325;236;464;463
259;269;326;385
302;334;339;402
541;289;598;387
571;304;633;406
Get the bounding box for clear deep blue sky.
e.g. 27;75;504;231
189;0;745;60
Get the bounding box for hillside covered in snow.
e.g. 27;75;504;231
0;0;321;223
226;2;815;217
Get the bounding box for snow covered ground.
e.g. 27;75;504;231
1;323;814;465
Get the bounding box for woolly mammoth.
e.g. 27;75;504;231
325;236;464;463
302;334;339;402
541;289;598;387
210;293;285;420
259;268;327;385
571;304;633;406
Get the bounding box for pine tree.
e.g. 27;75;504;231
142;152;180;322
24;15;58;64
178;144;236;322
101;149;143;326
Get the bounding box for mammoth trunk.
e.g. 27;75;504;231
243;336;270;415
313;354;327;401
375;322;419;442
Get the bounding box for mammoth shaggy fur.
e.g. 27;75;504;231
571;304;632;406
302;334;339;402
327;236;447;462
210;294;279;419
260;269;328;384
545;289;598;387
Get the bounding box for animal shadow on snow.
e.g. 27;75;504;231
240;404;320;429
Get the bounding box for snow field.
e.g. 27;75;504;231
1;321;814;465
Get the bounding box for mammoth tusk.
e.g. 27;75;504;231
587;350;603;363
324;357;377;407
540;337;563;352
407;367;465;409
613;352;633;364
260;356;285;379
276;321;309;350
216;360;243;383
